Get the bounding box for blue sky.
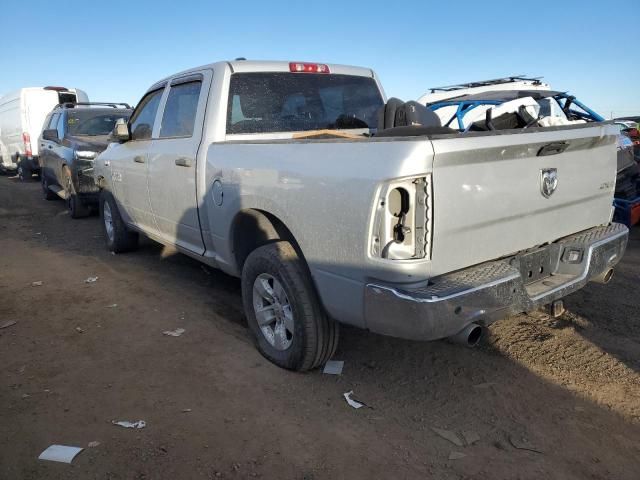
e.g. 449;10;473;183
1;0;638;118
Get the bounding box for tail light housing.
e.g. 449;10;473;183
370;175;432;260
22;133;32;156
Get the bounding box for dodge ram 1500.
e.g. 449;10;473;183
94;60;628;371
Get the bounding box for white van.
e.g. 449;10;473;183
0;87;89;179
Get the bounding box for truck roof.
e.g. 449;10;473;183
148;60;376;91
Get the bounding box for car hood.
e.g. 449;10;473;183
66;135;112;153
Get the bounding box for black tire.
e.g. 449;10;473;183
242;241;339;371
62;166;90;218
99;190;138;253
41;176;57;201
17;161;32;182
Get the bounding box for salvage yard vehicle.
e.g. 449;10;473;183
94;60;628;371
418;77;640;227
0;86;89;179
40;103;132;218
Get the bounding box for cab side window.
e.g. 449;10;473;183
129;88;164;141
159;80;202;138
56;113;65;140
47;113;61;141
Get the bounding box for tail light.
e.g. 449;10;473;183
289;62;330;74
370;176;432;260
22;133;32;156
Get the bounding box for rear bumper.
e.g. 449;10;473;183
364;223;629;341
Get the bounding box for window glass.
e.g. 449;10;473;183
159;81;202;138
130;88;164;140
66;110;131;136
56;113;65;139
226;73;384;134
48;113;60;130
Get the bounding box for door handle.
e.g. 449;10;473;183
175;157;192;167
134;156;145;163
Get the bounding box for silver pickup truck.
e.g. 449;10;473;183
94;60;628;371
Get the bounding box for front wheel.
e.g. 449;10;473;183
242;241;339;371
63;166;90;218
99;190;138;253
41;176;57;200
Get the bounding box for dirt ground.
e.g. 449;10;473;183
1;175;639;480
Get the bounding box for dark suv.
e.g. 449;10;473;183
39;103;132;218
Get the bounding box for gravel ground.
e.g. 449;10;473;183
1;175;639;480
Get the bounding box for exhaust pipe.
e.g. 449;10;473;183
592;268;614;284
449;323;483;348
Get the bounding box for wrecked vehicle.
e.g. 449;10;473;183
418;76;640;227
94;62;627;371
40;103;132;218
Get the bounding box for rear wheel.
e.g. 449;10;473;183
63;166;90;218
242;241;339;371
100;190;138;253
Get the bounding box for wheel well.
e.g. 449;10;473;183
231;209;302;271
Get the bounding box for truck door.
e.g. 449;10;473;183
39;113;58;181
111;87;165;230
146;71;210;254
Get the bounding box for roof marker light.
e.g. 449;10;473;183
289;62;330;74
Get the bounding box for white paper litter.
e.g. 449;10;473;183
343;391;365;409
31;281;43;287
431;427;465;447
87;441;100;448
85;276;99;283
163;328;185;337
38;444;84;464
323;360;344;375
112;420;146;429
106;304;118;308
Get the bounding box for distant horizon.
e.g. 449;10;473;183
1;0;637;120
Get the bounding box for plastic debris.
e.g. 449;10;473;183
323;360;344;375
31;281;43;287
431;427;464;447
163;328;185;337
462;431;481;445
508;435;543;454
75;327;84;334
112;420;146;429
449;451;467;460
0;320;17;329
87;441;100;448
85;276;99;283
38;445;84;464
343;391;366;409
182;409;192;413
106;304;118;308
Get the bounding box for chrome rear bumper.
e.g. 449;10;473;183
364;223;629;341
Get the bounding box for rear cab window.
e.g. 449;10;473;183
159;76;203;138
226;73;384;134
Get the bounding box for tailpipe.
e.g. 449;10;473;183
592;268;614;284
448;323;484;348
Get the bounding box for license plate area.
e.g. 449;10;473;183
517;248;553;284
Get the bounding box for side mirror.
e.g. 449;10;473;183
42;129;59;142
113;118;130;142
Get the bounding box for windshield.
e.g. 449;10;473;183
227;73;384;134
66;110;131;136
